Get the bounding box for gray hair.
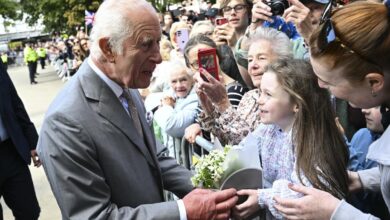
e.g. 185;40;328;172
249;27;293;59
168;60;192;78
89;0;155;59
190;20;215;38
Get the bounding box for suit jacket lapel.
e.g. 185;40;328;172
78;62;156;168
130;89;160;166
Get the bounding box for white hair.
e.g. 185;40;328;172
89;0;156;59
190;20;214;38
167;60;192;79
249;27;293;59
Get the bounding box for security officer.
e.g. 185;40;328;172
37;46;46;70
0;59;40;219
23;43;38;85
0;52;7;70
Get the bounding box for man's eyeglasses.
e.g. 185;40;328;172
222;4;247;15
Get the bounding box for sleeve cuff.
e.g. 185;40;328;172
177;200;187;220
331;199;379;220
357;167;381;192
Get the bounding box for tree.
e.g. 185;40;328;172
0;0;20;20
146;0;183;12
19;0;102;34
0;0;20;30
17;0;183;34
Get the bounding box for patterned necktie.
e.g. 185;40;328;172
122;89;144;138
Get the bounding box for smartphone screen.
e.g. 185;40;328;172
176;28;189;53
198;48;219;81
215;17;228;26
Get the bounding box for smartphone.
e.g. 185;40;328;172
215;17;228;26
197;48;219;81
175;28;189;53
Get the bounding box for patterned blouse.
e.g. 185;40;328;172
199;89;261;145
241;123;313;219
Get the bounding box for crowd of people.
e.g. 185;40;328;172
0;30;90;85
1;0;390;219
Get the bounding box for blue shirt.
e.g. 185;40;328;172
263;16;300;40
348;128;380;171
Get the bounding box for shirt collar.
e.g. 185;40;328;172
88;57;124;98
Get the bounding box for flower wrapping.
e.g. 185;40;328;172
191;133;262;189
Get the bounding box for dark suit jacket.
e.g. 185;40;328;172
38;61;194;219
0;60;38;165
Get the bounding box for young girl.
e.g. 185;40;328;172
233;59;349;219
275;1;390;219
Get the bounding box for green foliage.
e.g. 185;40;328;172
12;0;182;33
19;0;102;33
146;0;183;12
0;0;20;20
191;146;232;189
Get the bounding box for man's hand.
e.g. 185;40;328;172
283;0;314;42
232;189;261;220
183;188;238;220
184;123;202;144
31;149;41;167
194;69;230;113
274;184;340;220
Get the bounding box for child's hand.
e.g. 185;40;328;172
232;189;261;219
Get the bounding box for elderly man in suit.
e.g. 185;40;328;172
0;60;40;219
37;0;237;219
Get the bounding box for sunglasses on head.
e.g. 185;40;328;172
318;0;336;52
318;0;378;66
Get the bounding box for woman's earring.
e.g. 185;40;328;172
371;90;377;97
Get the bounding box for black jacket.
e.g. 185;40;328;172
0;60;38;164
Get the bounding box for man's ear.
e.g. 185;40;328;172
365;72;384;94
98;37;116;63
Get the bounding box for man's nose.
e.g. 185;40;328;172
151;50;162;64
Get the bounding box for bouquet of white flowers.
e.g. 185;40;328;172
191;146;233;189
191;133;262;190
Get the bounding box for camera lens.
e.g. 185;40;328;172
268;0;289;16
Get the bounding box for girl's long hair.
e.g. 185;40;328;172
267;59;349;199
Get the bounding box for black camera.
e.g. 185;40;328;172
266;0;289;16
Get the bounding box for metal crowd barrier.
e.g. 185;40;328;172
179;136;213;170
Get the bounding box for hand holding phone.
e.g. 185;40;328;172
215;17;228;26
175;28;189;53
197;48;219;81
214;21;237;46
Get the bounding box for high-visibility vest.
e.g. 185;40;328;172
24;47;38;62
37;48;46;58
1;54;7;63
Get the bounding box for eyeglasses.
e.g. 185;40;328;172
190;60;199;70
318;1;366;58
318;0;381;69
318;0;336;52
222;4;247;15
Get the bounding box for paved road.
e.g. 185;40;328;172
1;64;63;219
